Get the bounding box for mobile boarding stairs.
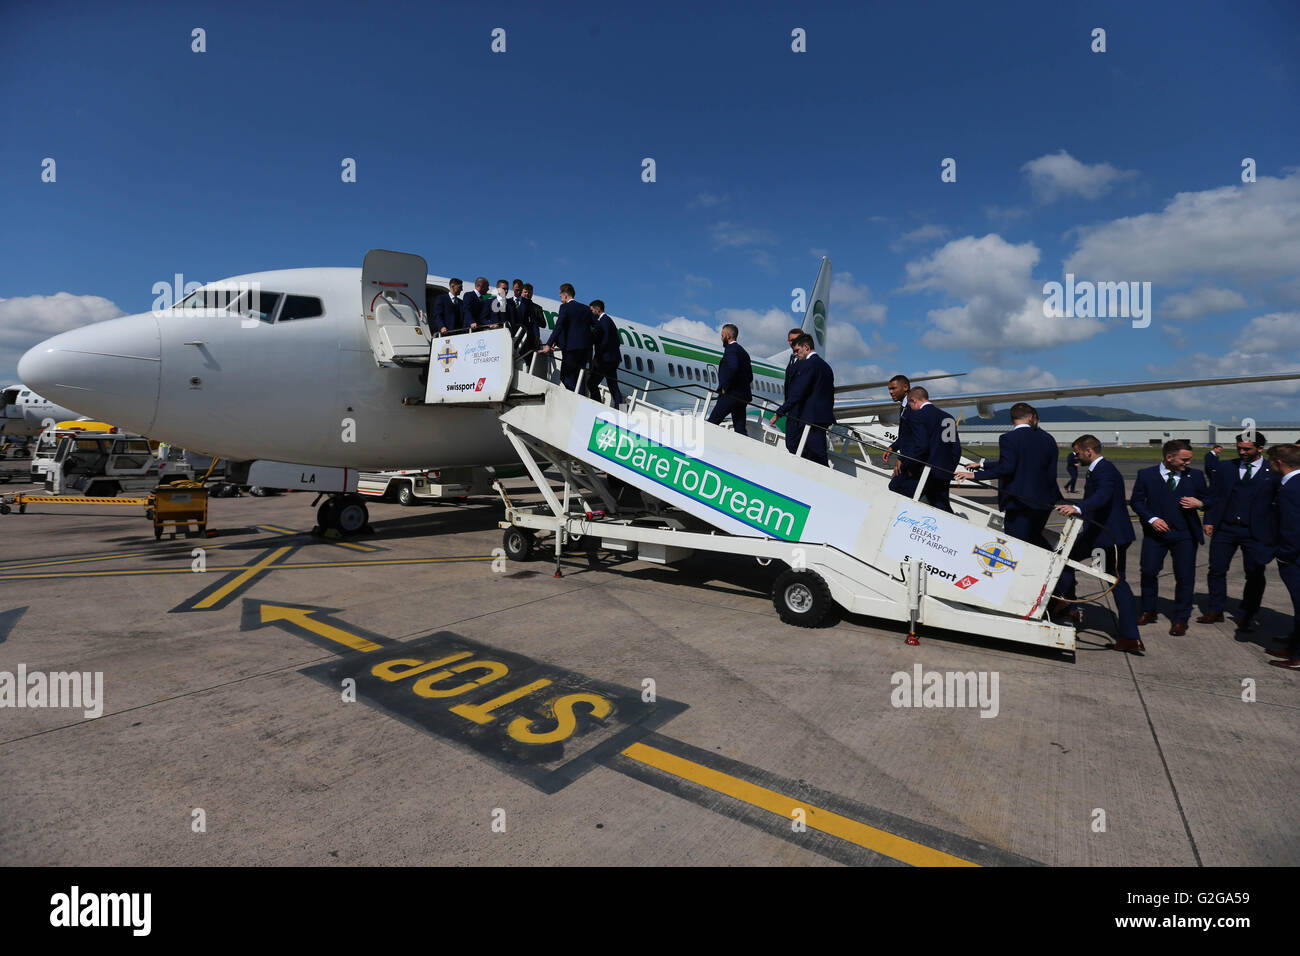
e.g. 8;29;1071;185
427;328;1111;653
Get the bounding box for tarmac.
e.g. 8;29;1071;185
0;458;1296;867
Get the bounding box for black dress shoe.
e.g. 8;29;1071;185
1112;637;1146;654
1236;615;1260;633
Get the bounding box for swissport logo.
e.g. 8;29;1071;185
445;377;487;394
955;575;978;590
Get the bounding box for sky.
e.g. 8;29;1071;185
1;0;1298;420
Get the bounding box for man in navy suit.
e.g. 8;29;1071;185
955;402;1058;545
1130;439;1208;635
432;278;465;334
707;323;753;435
782;327;801;404
586;299;624;408
882;374;911;481
1204;444;1222;488
481;278;510;328
540;283;593;391
461;276;490;331
1065;449;1080;494
505;279;537;351
520;283;546;351
1198;431;1278;630
1265;444;1300;668
891;386;960;512
771;333;834;465
1052;435;1143;653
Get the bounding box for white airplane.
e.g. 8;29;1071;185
17;250;1300;531
1;384;87;439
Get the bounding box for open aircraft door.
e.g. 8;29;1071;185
362;249;431;367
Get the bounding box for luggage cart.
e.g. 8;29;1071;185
147;485;209;539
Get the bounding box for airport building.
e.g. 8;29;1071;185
959;420;1300;447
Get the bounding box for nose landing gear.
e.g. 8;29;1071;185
315;493;371;536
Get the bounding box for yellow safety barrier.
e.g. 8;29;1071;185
0;493;152;514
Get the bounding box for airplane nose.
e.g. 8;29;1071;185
18;312;161;432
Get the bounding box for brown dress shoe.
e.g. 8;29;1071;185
1196;612;1224;624
1268;657;1300;670
1112;637;1146;654
1169;622;1187;636
1137;612;1159;626
1266;647;1296;659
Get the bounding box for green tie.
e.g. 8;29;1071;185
1167;472;1177;491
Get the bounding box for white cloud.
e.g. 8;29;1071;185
1160;287;1248;321
1147;312;1300;415
890;224;950;251
1021;150;1138;203
0;292;125;382
1232;311;1300;354
830;271;887;326
659;316;716;341
983;204;1029;222
710;221;775;250
903;234;1107;354
1064;170;1300;284
688;192;727;209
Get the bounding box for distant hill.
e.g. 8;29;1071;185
963;405;1174;425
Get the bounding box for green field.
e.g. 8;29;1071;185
963;444;1182;462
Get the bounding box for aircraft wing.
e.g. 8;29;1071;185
832;372;965;395
832;371;1300;420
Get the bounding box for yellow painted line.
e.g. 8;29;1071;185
257;524;379;552
620;742;978;867
191;546;296;609
328;540;380;552
0;555;494;581
0;541;239;572
266;556;491;570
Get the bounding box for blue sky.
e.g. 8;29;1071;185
2;0;1297;418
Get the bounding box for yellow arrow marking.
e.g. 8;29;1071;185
258;604;382;652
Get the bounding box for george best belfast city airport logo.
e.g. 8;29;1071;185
588;420;808;540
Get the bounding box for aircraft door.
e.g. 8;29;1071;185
362;250;431;367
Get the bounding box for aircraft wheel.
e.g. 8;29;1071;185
502;527;534;561
336;497;369;534
0;504;9;515
317;498;341;530
772;569;833;628
397;484;417;506
154;527;163;541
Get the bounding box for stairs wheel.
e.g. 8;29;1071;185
772;569;834;628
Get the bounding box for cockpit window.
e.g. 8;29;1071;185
277;295;324;321
230;290;283;322
175;288;242;311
